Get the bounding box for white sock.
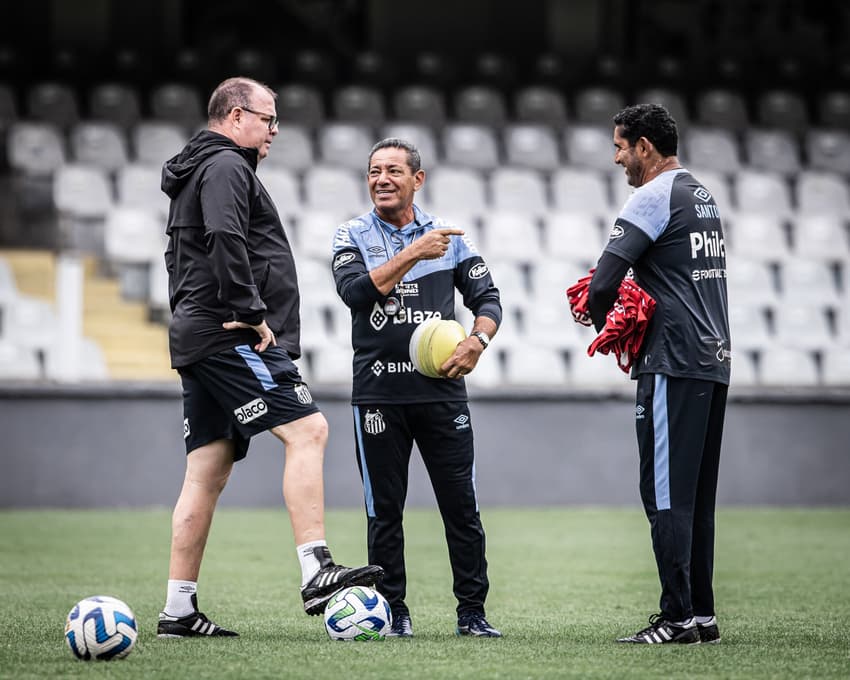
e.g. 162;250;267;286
164;579;197;617
297;540;328;587
672;616;695;628
696;615;716;625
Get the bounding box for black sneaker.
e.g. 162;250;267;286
157;594;238;638
456;611;502;638
386;612;413;638
617;613;700;644
697;616;721;644
300;547;384;616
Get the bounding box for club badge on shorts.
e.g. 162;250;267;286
294;384;313;405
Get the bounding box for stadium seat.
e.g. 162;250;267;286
332;85;386;125
452;86;507;127
542;212;606;265
729;352;759;387
694;89;749;132
88;83;142;131
502;124;560;171
727;303;772;352
821;347;850;386
116;162;169;216
381;122;438;169
503;344;568;386
805;129;850;176
551;167;611;217
44;336;108;381
7;122;66;177
296;210;353;260
563;125;618;172
442;124;500;170
796;170;850;216
818;91;850;130
52;164;114;253
755;90;809;134
26;82;79;130
513;86;568;129
391;86;446;128
515;303;586;353
778;258;841;307
290;49;337;90
426;166;487;216
296;257;341;307
53;164;113;219
485;260;529;302
261;123;314;172
773;303;834;350
727;214;790;262
70;122;129;174
489;167;548;216
233;48;277;85
302;165;365;214
531;256;590;307
132;121;188;166
725;256;779;307
569;350;633;391
255;166;301;219
472;52;518;91
790;214;850;260
103;206;164;299
0;341;41;380
276;84;325;128
733;170;793;218
0;83;17;128
148;249;169;314
463;348;503;389
317;123;374;171
743;128;801;176
681;127;741;175
479;211;542;263
350;51;399;90
150;83;204;133
309;345;353;385
573;87;624;125
634;88;690;129
757;346;819;386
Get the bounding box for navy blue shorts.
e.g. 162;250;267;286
178;345;320;461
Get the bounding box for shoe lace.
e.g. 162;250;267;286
461;611;488;628
634;613;665;637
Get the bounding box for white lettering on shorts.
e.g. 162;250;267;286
234;397;268;424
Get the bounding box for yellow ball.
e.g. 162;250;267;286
408;319;466;378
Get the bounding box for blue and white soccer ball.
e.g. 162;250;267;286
323;586;392;641
64;596;138;660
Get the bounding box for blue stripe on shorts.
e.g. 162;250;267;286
234;344;279;391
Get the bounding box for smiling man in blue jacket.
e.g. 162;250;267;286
332;138;502;638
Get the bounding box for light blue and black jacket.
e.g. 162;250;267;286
332;205;502;404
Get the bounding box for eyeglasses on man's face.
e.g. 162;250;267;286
239;106;279;130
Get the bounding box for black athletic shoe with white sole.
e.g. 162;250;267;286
157;594;238;638
697;616;721;643
300;546;384;616
617;614;700;644
456;611;502;637
385;612;413;638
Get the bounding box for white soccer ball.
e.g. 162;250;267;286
409;318;467;378
64;596;138;660
323;586;392;641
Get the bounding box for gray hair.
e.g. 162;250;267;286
207;77;276;123
368;138;421;173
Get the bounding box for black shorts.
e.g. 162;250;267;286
178;345;320;461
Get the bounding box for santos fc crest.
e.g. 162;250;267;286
363;409;386;435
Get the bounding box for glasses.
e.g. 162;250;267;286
239;107;279;130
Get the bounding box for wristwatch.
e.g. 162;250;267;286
471;330;490;349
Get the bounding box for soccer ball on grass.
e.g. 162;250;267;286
323;586;392;640
64;595;138;660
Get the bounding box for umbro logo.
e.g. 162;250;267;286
635;404;645;420
693;187;712;202
454;413;470;430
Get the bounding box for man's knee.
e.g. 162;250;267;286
272;412;328;449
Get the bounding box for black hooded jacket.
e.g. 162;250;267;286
162;130;301;367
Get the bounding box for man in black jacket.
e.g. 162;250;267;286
156;77;381;638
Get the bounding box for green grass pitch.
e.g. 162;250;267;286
1;507;848;679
